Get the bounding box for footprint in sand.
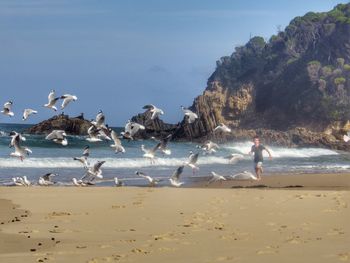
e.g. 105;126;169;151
131;248;151;255
215;256;235;262
256;245;279;255
111;205;126;209
339;253;350;261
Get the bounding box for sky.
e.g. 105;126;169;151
0;0;348;126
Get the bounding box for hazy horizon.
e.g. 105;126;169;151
0;0;347;126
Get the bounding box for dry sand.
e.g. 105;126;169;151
0;173;349;263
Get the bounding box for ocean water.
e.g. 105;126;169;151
0;123;349;186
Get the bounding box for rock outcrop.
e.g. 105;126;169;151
130;4;350;150
25;114;92;135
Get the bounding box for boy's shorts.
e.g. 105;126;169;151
255;162;263;168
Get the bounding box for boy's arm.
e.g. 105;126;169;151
264;147;273;159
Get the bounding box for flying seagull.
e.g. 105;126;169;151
9;131;26;148
9;133;32;161
207;171;226;185
45;130;68;146
185;151;199;174
169;165;185;187
73;145;90;168
81;160;106;183
1;101;14;117
141;143;160;164
121;120;145;140
91;110;107;129
44;90;60;111
181;106;198;124
136;171;162;187
110;129;125;154
143;104;164;120
214;123;231;133
61;94;78;110
198;140;219;155
86;125;102;142
22;109;38;121
151;134;172;155
225;153;244;164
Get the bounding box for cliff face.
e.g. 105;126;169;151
186;4;350;138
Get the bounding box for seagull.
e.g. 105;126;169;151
72;178;87;186
229;171;258;181
81;160;106;183
12;177;26;186
207;171;226;185
141;143;160;164
181;106;198;124
136;171;162;187
169;165;185;187
1;101;14;117
9;131;26;148
143;104;164;120
91;110;107;129
114;177;124;187
225;153;244;164
151;134;172;155
198;140;219;155
110;130;125;154
86;125;102;142
38;173;57;186
61;94;78;110
9;133;32;161
22;109;38;121
44;90;60;111
121;120;145;140
22;176;31;186
45;130;68;146
185;151;199;174
344;132;350;142
73;145;90;168
214;123;231;133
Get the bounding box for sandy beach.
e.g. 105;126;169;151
0;173;349;263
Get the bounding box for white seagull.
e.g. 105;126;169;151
9;131;26;148
121;120;145;140
81;160;106;183
207;171;226;185
143;104;164;120
22;108;38;121
343;131;350;142
9;133;32;161
151;134;172;155
225;153;244;164
86;125;102;142
114;177;124;187
214;123;231;133
91;110;107;129
45;130;68;146
181;106;198;124
185;151;199;174
73;145;90;168
169;165;185;187
136;171;162;187
38;173;57;186
199;140;219;155
1;101;14;117
229;171;258;181
110;130;125;154
44;90;60;111
141;143;160;164
72;178;87;186
61;94;78;110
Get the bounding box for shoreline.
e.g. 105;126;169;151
0;183;349;262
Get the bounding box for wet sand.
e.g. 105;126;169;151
0;173;349;263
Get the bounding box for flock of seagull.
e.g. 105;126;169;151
2;89;258;188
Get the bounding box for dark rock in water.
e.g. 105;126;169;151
25;114;91;135
130;111;180;139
